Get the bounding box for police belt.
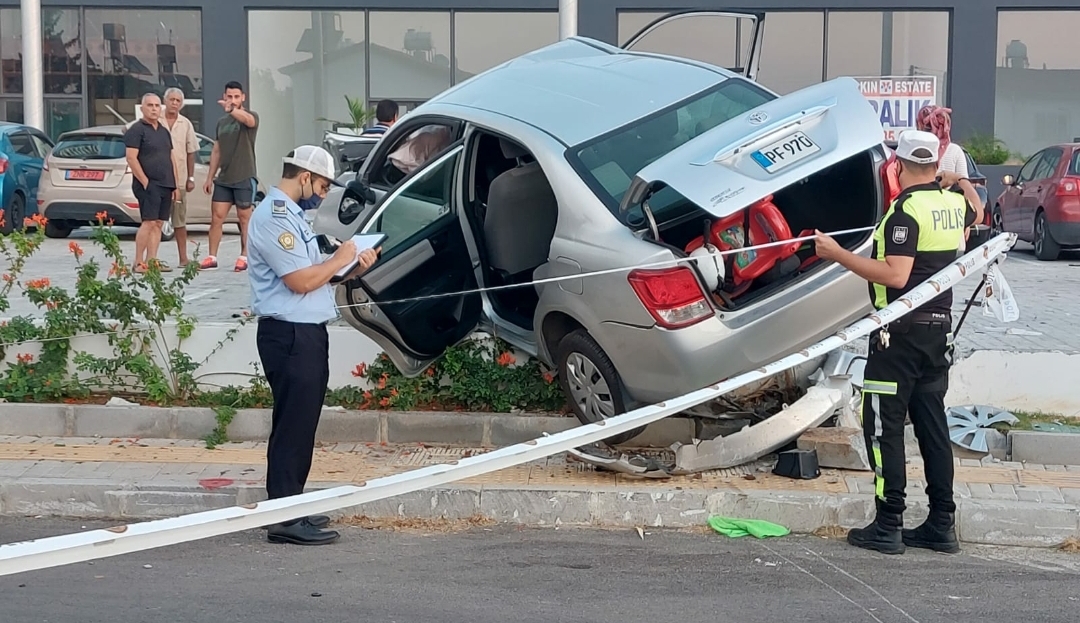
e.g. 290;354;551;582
885;310;952;329
257;316;329;326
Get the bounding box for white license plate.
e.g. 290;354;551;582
750;131;820;173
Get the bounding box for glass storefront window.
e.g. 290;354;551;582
84;9;202;127
826;11;950;90
47;99;81;138
452;12;558;76
995;11;1080;159
368;11;452;100
1;8;83;96
248;10;369;185
755;12;825;94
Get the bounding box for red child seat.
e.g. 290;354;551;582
685;194;804;294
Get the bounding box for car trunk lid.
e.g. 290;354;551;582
47;133;130;189
619;77;885;219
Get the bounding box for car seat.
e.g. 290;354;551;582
483;139;559;281
684;194;805;298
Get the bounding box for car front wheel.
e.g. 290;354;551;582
991;205;1004;236
1033;211;1060;261
1;193;26;235
555;329;644;446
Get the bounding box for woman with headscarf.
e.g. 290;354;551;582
916;105;985;238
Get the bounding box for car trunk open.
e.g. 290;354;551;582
621;77;888;311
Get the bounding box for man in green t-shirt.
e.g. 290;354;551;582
202;81;259;272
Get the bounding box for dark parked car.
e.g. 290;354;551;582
993;143;1080;260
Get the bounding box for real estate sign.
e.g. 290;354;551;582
855;76;938;142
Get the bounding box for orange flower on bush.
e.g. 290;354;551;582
379;397;391;407
425;367;435;377
25;277;50;290
543;371;555;384
390;388;399;398
2;273;13;283
377;373;388;389
362;390;372;401
16;353;34;364
496;351;515;367
45;301;58;310
351;362;367;378
30;213;47;227
68;241;84;258
95;211;108;223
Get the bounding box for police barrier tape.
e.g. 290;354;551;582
0;232;1017;577
0;226;876;350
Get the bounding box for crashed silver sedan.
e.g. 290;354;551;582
313;13;892;446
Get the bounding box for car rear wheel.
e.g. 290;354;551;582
990;205;1004;236
555;329;644;446
1033;211;1060;261
1;193;26;235
44;219;75;239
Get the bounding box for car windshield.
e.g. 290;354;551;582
51;134;126;160
568;79;775;215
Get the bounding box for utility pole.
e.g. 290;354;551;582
558;0;577;40
21;0;45;131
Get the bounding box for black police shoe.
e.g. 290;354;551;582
260;515;330;530
847;509;905;555
267;518;340;546
903;510;960;554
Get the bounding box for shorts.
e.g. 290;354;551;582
212;177;258;209
171;189;188;228
133;182;173;222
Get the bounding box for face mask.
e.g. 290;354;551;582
298;178;323;211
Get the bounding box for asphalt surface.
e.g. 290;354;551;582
2;517;1079;623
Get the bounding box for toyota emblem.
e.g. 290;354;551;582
748;111;769;125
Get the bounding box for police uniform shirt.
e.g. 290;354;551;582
870;181;977;313
247;187;338;325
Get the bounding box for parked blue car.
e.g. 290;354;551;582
1;122;54;235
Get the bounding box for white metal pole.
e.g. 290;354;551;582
21;0;45;131
558;0;578;40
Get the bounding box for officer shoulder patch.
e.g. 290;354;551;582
271;200;287;217
891;226;909;244
278;231;296;250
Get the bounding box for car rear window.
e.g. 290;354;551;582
568;79;775;215
51;134;126;160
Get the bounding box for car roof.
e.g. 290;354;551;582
429;37;738;146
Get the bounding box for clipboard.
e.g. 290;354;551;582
330;233;387;283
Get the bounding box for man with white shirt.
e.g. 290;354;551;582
163;87;199;267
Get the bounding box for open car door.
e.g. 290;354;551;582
336;143;483;377
620;10;765;80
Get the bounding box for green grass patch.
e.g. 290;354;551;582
991;410;1080;433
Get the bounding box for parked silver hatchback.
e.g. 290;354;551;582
314;13;893;444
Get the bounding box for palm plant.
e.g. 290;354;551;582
318;95;375;133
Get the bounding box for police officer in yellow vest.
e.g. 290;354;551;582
815;130;977;555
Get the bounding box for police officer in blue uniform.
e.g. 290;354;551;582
248;145;379;545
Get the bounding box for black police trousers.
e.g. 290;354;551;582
861;317;956;516
256;318;330;518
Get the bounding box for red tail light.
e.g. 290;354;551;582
0;158;8;174
880;153;901;211
1056;178;1079;197
628;266;712;329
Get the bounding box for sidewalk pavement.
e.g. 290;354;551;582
1;435;1078;549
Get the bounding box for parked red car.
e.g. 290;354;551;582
993;143;1080;261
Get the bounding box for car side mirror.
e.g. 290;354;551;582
345;179;376;204
1002;174;1015;186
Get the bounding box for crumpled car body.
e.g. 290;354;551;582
313;12;892;444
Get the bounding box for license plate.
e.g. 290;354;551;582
750;131;820;173
65;169;106;181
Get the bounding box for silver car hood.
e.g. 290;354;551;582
620;77;884;218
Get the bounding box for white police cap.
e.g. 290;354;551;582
894;130;940;165
283;145;342;186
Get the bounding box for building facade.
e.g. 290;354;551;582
0;0;1077;182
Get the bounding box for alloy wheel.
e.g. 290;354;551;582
564;352;616;422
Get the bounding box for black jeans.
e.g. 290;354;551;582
861;319;956;516
256;318;330;515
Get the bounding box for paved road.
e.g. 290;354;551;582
2;517;1079;623
7;230;1080;350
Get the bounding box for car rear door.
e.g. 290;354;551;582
335;142;482;377
618;77;885;221
620;10;765;80
6;131;45;207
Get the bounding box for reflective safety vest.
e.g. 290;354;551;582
869;182;971;311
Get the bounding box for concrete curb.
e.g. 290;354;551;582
0;403;698;448
2;479;1077;549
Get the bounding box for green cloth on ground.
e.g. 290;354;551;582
708;515;790;539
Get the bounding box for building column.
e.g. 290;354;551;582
949;3;999;142
577;0;617;45
200;1;249;133
20;0;44;131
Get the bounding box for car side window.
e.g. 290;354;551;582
8;132;37;157
1071;151;1080;176
1016;151;1043;183
1032;148;1062;181
195;137;213;165
362;145;462;257
29;133;53;158
366;119;459;189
